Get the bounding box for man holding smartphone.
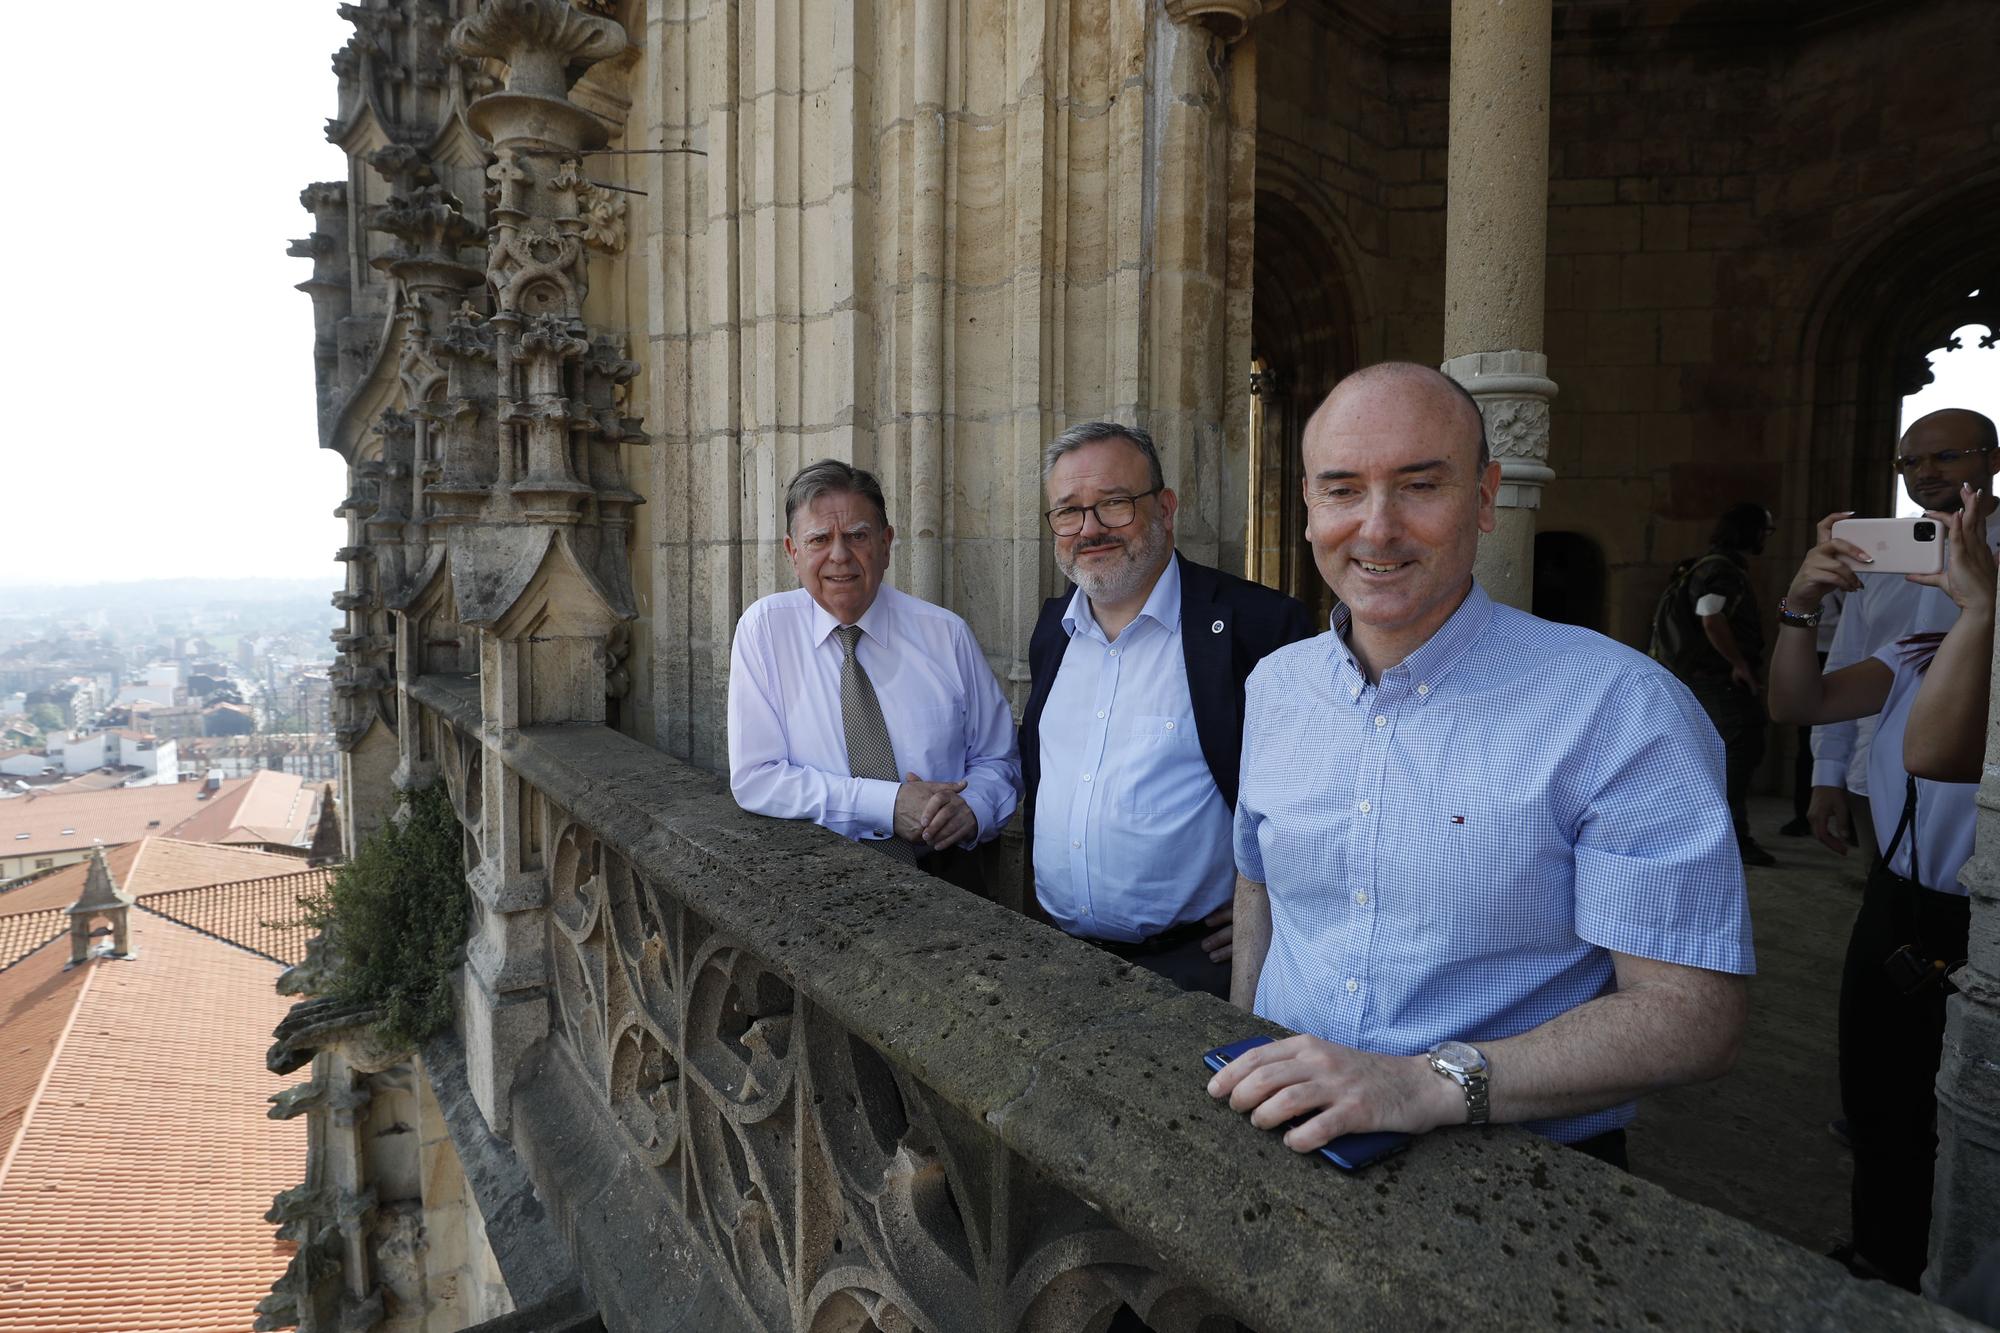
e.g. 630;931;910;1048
1208;362;1755;1168
1806;408;2000;863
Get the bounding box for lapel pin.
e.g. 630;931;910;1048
1211;620;1224;634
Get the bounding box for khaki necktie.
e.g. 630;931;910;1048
835;624;917;864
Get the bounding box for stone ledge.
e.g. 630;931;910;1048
417;681;1968;1330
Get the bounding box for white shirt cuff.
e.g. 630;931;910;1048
854;778;900;842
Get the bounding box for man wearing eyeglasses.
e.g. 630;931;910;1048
1806;408;2000;865
728;459;1022;878
1019;422;1312;997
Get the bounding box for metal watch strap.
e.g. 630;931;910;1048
1464;1074;1490;1125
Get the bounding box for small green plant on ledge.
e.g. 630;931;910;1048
298;783;471;1048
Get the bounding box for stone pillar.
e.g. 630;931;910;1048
1442;0;1557;611
444;0;641;1134
1930;617;2000;1295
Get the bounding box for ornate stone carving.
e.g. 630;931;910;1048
1442;349;1559;511
509;760;1232;1333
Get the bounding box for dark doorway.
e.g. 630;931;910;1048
1249;190;1358;627
1532;531;1607;632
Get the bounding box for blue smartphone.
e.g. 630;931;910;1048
1203;1035;1412;1171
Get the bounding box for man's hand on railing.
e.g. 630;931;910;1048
1205;1033;1459;1152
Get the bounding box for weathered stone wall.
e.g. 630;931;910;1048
1255;0;2000;649
640;0;1256;769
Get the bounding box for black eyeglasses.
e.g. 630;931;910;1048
1896;446;1994;473
1044;488;1162;536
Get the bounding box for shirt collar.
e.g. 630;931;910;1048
810;585;894;648
1061;553;1183;642
1328;579;1494;701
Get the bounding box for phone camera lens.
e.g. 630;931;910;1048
1914;521;1938;542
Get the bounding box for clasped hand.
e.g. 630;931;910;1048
893;772;975;851
1205;1034;1455;1152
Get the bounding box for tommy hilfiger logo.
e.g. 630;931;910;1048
1449;815;1466;824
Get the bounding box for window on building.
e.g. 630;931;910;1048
33;859;53;870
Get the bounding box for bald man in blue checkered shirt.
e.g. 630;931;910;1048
1207;363;1754;1166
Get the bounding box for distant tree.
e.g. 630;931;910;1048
27;702;62;733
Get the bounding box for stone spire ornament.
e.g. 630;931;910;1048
67;842;134;965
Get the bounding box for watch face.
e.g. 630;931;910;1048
1432;1041;1485;1075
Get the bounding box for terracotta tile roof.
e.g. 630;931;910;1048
0;910;65;971
174;771;319;849
0;913;307;1332
0;940;82;1159
139;870;328;968
0;840;307;916
0;772;318;863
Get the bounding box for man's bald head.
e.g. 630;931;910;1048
1305;362;1490;470
1902;407;1998;454
1896;406;1999;513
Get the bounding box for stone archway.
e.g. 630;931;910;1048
1248;188;1362;623
1798;171;2000;525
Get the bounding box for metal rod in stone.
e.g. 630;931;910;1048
585;179;647;196
577;147;708;156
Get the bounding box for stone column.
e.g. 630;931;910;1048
1930;622;2000;1295
1442;0;1557;610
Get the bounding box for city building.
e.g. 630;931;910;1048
269;0;2000;1328
0;770;320;882
186;733;341;784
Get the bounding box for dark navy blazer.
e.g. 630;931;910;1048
1019;552;1315;842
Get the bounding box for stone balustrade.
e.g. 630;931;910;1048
407;674;1965;1333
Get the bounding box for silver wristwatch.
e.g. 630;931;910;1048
1427;1040;1491;1125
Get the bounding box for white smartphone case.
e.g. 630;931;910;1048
1830;517;1946;576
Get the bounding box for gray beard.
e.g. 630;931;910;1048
1058;514;1172;606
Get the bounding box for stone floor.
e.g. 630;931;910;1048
1629;794;1864;1257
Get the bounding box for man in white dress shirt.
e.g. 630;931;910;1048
728;459;1021;879
1806;408;2000;861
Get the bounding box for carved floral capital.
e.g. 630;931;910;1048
1164;0;1288;43
451;0;627;99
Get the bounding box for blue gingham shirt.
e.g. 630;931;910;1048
1234;581;1755;1143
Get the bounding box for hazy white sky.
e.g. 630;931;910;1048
1895;320;2000;517
2;4;354;587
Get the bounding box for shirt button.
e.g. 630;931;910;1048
1417;683;1431;696
1373;715;1387;728
1071;839;1081;848
1354;891;1368;906
1108;648;1118;657
1081;773;1092;782
1345;978;1359;994
1095;710;1105;719
1357;799;1371;813
1349;686;1360;698
1164;721;1175;731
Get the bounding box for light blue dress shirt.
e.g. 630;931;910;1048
728;584;1021;847
1035;557;1235;942
1234;581;1755;1143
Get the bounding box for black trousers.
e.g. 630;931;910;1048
1087;927;1230;1000
1839;862;1971;1289
1691;680;1767;842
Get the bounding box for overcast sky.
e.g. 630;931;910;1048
3;4;353;587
